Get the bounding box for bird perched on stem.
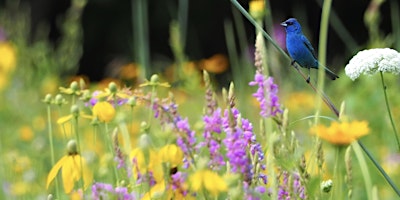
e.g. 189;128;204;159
281;18;339;82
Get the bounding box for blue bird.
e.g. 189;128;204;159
281;18;339;81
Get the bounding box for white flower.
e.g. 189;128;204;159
345;48;400;80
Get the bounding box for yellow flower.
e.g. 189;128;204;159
310;120;370;145
92;101;116;122
0;41;16;74
10;181;30;196
159;144;184;168
57;105;93;125
141;180;167;200
142;180;194;200
189;170;227;196
285;92;315;112
249;0;265;19
19;125;34;141
46;140;93;194
130;147;163;181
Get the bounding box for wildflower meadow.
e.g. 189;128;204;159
1;0;400;199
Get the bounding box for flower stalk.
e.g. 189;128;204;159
380;71;400;151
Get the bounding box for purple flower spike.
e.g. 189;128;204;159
249;72;282;118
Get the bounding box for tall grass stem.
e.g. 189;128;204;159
379;72;400;151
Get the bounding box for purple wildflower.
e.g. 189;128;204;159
175;117;196;168
113;131;130;177
171;172;189;197
92;182;136;200
222;108;267;184
244;182;267;200
293;173;306;199
278;171;290;200
87;90;129;107
223;108;251;177
249;72;282;118
88;90;101;106
198;108;225;169
147;96;197;168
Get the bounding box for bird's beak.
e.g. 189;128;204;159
280;22;287;27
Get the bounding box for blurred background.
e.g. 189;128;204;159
0;0;396;83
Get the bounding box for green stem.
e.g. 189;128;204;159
73;116;85;191
358;140;400;196
104;123;119;181
351;142;373;200
315;0;332;139
132;0;150;78
380;72;400;151
330;147;344;200
47;105;60;198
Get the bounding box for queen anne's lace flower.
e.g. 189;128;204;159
345;48;400;80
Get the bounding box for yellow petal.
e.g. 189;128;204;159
203;170;227;196
62;156;76;193
92;101;115;123
0;42;16;73
142;180;166;200
46;156;68;189
189;171;203;192
57;115;73;125
81;157;93;189
160;144;183;167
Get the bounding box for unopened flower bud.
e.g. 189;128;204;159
71;105;79;117
67;140;78;154
127;97;136;107
55;94;64;106
150;74;159;84
70;81;79;92
44;94;52;104
108;82;117;93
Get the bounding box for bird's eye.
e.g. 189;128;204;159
287;21;293;25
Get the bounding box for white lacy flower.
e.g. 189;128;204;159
345;48;400;80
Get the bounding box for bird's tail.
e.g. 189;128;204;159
324;67;339;80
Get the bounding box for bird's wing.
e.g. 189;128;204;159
301;35;317;59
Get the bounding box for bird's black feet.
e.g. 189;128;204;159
291;60;296;65
306;76;310;83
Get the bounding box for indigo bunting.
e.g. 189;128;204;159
281;18;339;81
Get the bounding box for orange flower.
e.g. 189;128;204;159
310;120;370;145
199;54;229;74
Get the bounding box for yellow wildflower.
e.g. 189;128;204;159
10;181;30;196
0;41;16;74
0;41;16;91
189;170;227;196
57;105;93;125
19;125;34;141
46;140;93;194
92;101;116;123
310;120;370;145
249;0;265;20
159;144;184;168
130;147;163;181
